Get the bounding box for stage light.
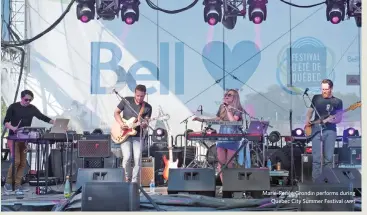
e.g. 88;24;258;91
326;0;345;24
268;131;281;143
152;128;168;143
121;0;140;25
248;0;268;24
92;128;103;134
292;128;305;137
203;0;222;26
343;127;359;137
76;0;96;23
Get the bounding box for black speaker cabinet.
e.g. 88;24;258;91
315;167;361;196
81;182;139;211
298;183;355;211
222;168;270;192
167;168;216;197
50;149;83;182
76;168;124;191
301;154;338;183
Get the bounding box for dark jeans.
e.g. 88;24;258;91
311;129;337;180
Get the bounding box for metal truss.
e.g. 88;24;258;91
223;0;246;18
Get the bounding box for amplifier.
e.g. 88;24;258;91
347;136;361;148
78;139;111;158
301;154;338;183
141;157;154;187
349;147;361;165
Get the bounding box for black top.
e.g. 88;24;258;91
117;97;152;137
310;94;343;131
3;102;52;135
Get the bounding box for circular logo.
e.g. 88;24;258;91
276;37;336;95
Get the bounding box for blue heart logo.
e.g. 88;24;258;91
202;41;261;90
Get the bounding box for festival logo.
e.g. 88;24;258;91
276;37;335;95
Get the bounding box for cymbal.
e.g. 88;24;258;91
190;110;216;118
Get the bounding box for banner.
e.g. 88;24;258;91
19;0;361;135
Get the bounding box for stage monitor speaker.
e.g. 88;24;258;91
315;167;361;195
222;168;270;193
167;168;216;197
298;183;354;211
50;149;83;182
81;182;139;211
76;168;124;191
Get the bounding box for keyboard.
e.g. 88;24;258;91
187;132;263;142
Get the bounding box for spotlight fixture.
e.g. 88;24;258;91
203;0;222;26
291;128;307;148
121;0;140;25
326;0;346;24
292;128;305;137
76;0;96;23
152;128;168;143
268;131;281;144
248;0;268;24
344;127;359;137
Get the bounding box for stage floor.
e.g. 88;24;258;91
1;183;361;212
1;183;297;211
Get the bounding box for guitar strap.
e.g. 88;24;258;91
138;102;145;121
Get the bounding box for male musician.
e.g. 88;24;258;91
114;85;152;183
305;79;343;181
3;90;54;192
194;89;243;187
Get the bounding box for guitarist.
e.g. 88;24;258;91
305;79;343;181
114;85;152;183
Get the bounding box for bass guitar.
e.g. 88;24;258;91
111;114;169;144
304;101;361;137
160;106;178;181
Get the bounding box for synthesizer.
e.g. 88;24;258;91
187;132;262;142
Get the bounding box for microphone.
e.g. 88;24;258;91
303;88;309;96
112;88;118;94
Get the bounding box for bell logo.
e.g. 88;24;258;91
95;144;99;149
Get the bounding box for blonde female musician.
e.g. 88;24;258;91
193;89;244;184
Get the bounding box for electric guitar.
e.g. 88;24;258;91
160;106;178;181
110;115;169;144
304;101;361;137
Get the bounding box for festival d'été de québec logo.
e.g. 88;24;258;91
276;37;336;95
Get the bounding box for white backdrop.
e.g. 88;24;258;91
2;0;361;136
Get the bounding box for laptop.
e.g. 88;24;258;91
247;120;269;135
50;118;70;133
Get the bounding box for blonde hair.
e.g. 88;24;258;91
218;89;244;120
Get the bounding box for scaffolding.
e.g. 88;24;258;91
1;0;28;159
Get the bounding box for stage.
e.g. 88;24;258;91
1;183;362;211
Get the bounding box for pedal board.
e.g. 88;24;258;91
28;177;60;186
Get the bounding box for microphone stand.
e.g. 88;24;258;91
180;114;196;167
304;93;325;172
289;109;294;185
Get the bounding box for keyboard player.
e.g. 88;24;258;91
193;89;244;189
3;90;54;192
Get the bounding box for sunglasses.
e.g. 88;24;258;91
224;94;233;97
24;98;32;102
